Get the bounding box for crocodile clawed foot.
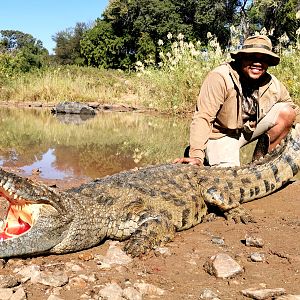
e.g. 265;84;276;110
123;235;153;257
224;206;256;224
202;212;218;223
123;216;175;257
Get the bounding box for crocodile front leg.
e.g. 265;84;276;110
201;185;254;223
123;213;176;257
224;206;256;224
201;185;240;211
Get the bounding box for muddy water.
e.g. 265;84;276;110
0;108;190;181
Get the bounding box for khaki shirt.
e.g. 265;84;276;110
189;62;300;161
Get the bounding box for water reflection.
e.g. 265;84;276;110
55;113;96;125
20;148;74;180
0;108;190;180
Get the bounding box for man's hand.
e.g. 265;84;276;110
173;157;202;166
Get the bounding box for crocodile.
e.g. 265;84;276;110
0;125;300;258
51;101;96;115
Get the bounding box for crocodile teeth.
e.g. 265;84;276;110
3;182;12;190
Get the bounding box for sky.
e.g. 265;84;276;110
0;0;109;54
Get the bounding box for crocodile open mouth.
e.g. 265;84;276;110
0;189;33;240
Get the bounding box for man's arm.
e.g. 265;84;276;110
189;71;227;163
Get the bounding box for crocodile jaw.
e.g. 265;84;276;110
0;170;71;258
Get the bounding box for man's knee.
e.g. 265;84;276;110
276;105;296;127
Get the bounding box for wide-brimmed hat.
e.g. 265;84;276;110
230;35;280;66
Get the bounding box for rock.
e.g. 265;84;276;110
203;253;243;278
245;234;264;248
241;287;286;299
68;277;88;289
96;241;132;268
52;102;96;115
14;265;40;283
78;252;94;261
10;287;26;300
0;275;19;288
78;274;98;283
250;252;266;262
154;247;172;257
98;282;123;300
199;288;220;299
0;288;14;300
211;237;225;245
133;282;165;296
65;262;83;273
31;270;69;287
122;287;143;300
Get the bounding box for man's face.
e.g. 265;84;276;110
240;53;270;80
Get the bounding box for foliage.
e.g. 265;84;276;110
52;0;300;69
0;30;49;76
248;0;300;45
80;0;241;69
0;30;46;52
52;22;90;65
80;19;132;69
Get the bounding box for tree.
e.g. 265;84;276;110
53;22;90;65
0;30;47;53
80;19;130;68
248;0;300;45
0;30;49;72
81;0;242;69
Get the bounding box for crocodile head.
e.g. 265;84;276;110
0;168;72;258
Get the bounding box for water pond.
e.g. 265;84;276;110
0;108;190;182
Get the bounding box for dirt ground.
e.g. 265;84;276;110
0;166;299;300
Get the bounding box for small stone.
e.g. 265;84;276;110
10;287;26;300
65;262;83;272
154;247;172;257
199;288;220;299
245;234;264;248
96;242;132;267
229;280;241;285
31;270;69;287
78;252;94;261
133;282;165;296
14;265;40;279
0;288;14;300
250;253;266;262
0;275;19;288
68;277;88;289
211;237;225;245
122;286;142;300
79;274;98;283
241;287;286;299
98;282;123;300
203;253;243;278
